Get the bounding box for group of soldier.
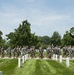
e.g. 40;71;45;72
47;45;74;58
0;45;74;59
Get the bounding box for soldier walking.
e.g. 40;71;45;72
39;47;43;59
7;47;12;58
47;45;53;59
1;47;4;58
30;46;36;58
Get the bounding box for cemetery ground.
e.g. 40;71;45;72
0;59;74;75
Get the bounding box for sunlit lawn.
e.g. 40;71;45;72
0;59;74;75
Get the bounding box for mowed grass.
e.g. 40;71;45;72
0;59;17;75
0;59;74;75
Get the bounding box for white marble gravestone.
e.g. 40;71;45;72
66;57;69;67
56;55;58;61
52;54;55;60
18;58;21;68
59;55;62;63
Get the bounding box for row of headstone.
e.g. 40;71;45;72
18;54;28;68
52;54;70;67
0;54;29;75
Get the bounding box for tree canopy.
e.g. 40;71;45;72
50;31;61;46
62;27;74;46
6;20;39;48
0;20;74;48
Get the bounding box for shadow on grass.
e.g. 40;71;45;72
33;60;53;75
33;60;43;75
46;60;74;75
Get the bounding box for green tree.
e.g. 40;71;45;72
0;31;6;48
30;33;39;48
63;31;71;46
50;31;61;46
0;31;4;46
70;27;74;37
0;31;3;42
62;27;74;46
38;36;50;45
6;20;39;47
6;20;31;47
38;36;50;48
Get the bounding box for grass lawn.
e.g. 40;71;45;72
0;59;74;75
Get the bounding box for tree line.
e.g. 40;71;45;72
0;20;74;49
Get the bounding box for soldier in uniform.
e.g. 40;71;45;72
25;46;28;54
7;47;12;58
62;46;69;57
13;47;17;58
71;46;74;58
18;46;22;57
0;46;1;56
30;46;36;58
68;45;72;58
39;46;43;59
52;46;61;58
1;47;4;58
47;45;53;59
21;46;27;56
57;46;61;58
16;46;20;57
67;45;74;58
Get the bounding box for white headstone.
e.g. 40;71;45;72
0;71;2;75
66;57;69;67
52;54;55;60
56;55;58;61
59;55;62;63
26;54;28;59
18;58;21;68
22;56;25;63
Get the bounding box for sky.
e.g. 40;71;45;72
0;0;74;38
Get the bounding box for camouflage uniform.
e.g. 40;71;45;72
30;46;36;58
21;46;27;56
53;46;61;58
7;47;12;58
13;47;17;58
62;46;69;57
71;46;74;58
0;47;1;56
1;47;4;58
39;47;43;59
16;47;20;57
47;46;53;59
